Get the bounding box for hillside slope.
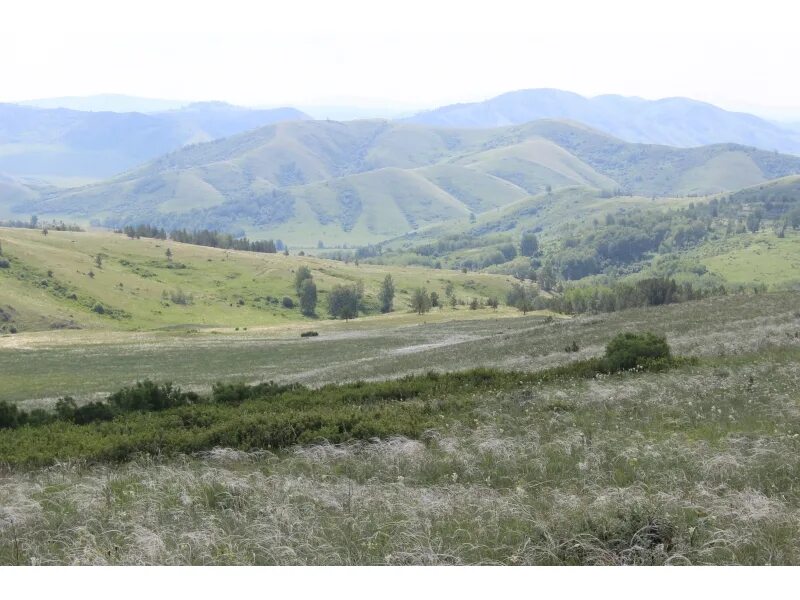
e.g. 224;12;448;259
0;227;514;332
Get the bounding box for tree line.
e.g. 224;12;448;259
121;224;284;254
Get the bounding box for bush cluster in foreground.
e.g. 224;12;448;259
0;333;685;466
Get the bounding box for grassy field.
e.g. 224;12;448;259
1;290;799;564
1;290;795;406
0;227;514;332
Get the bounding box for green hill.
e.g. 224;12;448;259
14;119;800;246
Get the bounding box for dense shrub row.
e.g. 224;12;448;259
0;333;684;466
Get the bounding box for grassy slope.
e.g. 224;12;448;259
0;227;515;333
700;230;800;286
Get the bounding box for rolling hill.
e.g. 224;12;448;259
0;102;310;180
0;226;515;333
17;119;800;246
407;89;800;154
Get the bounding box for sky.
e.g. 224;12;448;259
2;0;800;119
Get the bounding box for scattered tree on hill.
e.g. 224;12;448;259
487;296;499;310
378;274;395;313
298;278;317;316
165;248;173;262
746;210;762;233
430;291;440;308
294;265;312;293
506;283;537;314
520;232;539;257
94;255;103;269
328;283;363;321
537;262;557;292
410;288;432;315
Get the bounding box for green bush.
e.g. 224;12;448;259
73;401;115;425
0;401;22;429
300;330;319;337
211;382;252;405
604;332;671;372
0;258;10;269
107;380;198;413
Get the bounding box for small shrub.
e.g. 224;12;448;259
107;380;198;413
170;289;194;305
564;340;579;353
604;332;670;372
211;382;252;405
0;401;21;429
282;296;295;309
300;330;319;337
0;258;10;269
73;401;115;425
55;397;78;421
91;303;105;314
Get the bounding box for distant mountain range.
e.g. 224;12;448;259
406;89;800;154
16;119;800;245
4;88;800;246
4;88;800;185
0;102;309;180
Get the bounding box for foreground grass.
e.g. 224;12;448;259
1;345;799;565
1;292;799;565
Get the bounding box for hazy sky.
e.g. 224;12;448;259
3;0;799;117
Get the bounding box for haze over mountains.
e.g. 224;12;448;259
0;102;309;180
407;89;800;154
19;94;192;113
